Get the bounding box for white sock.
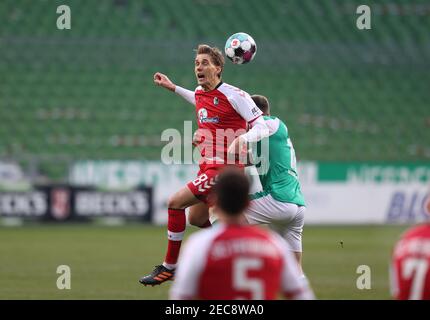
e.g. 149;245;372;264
300;274;309;286
162;262;176;270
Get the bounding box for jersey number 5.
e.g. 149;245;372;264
233;257;264;299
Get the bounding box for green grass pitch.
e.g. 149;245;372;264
0;224;408;299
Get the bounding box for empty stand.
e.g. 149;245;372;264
0;0;429;180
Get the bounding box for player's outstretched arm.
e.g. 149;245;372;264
153;72;176;91
154;72;196;105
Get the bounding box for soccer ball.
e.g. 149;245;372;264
224;32;257;65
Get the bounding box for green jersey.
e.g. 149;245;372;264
250;115;305;206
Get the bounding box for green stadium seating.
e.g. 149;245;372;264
0;0;429;180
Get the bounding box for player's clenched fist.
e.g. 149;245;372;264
153;72;176;92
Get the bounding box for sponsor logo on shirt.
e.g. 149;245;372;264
251;107;259;116
198;108;220;124
213;97;219;106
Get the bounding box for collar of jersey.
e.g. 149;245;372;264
202;81;223;93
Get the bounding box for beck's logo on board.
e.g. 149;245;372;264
74;190;150;217
0;191;47;216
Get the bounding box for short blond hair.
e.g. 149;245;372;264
196;44;225;78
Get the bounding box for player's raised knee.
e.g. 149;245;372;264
188;214;206;227
167;194;185;209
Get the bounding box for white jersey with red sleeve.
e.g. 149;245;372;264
169;223;314;300
390;223;430;300
193;82;263;168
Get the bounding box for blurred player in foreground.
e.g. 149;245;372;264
170;168;314;300
390;219;430;300
245;95;306;271
139;44;269;286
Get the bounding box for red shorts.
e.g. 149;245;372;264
187;164;245;204
187;167;221;204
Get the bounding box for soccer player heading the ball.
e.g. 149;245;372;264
170;168;315;299
139;45;270;286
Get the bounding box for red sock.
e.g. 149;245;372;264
164;208;186;266
201;219;212;228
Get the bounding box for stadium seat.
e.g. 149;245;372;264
0;0;429;181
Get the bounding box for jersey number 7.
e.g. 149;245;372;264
401;257;429;300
